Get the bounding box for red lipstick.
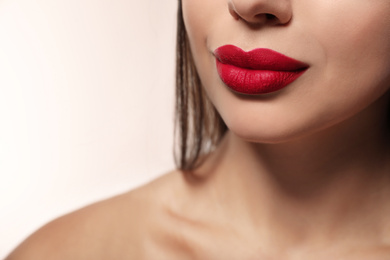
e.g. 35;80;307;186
214;45;308;95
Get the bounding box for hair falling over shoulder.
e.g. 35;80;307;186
174;0;227;171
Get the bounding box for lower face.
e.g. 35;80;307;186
182;0;390;143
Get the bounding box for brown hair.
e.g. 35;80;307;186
174;0;227;171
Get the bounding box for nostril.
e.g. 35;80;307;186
265;13;276;20
228;0;293;26
252;13;277;24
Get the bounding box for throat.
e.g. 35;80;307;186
191;130;390;250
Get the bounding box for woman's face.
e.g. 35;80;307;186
182;0;390;143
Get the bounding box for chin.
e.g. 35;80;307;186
224;114;331;145
227;122;303;144
230;127;306;144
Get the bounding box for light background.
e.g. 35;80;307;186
0;0;177;257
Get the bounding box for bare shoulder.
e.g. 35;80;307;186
6;170;192;260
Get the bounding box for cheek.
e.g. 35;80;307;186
182;0;227;101
301;1;390;111
182;0;221;49
305;1;390;80
181;0;214;74
181;0;206;41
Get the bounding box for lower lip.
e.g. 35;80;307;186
216;60;307;95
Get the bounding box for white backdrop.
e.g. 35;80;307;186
0;0;177;257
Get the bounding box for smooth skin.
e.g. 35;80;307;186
7;0;390;259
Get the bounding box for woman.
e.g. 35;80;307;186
6;0;390;259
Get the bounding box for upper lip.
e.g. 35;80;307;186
214;44;308;71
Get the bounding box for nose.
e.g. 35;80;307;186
228;0;292;26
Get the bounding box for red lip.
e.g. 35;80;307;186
214;45;308;95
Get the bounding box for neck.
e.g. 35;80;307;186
192;96;390;252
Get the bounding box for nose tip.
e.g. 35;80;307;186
228;0;292;26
